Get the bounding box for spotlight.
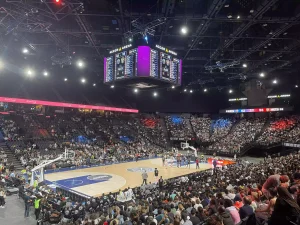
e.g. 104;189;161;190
43;71;48;76
237;15;240;19
110;85;114;88
295;85;298;88
181;26;188;34
81;78;86;83
134;88;138;93
190;90;193;93
153;92;158;97
204;88;207;92
171;85;175;89
128;38;133;42
55;0;60;3
144;35;148;44
77;60;84;68
22;48;29;54
184;89;187;92
243;63;247;68
273;79;277;84
64;78;68;81
93;83;96;87
260;73;265;77
229;89;233;93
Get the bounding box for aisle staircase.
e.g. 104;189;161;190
0;142;23;171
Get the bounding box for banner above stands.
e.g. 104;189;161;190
0;96;138;113
220;107;293;113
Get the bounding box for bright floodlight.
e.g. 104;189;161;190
93;83;96;87
43;71;48;76
243;63;247;68
273;79;277;84
184;89;187;92
237;15;240;19
22;48;29;54
81;78;86;83
129;38;133;42
229;89;233;93
153;92;158;97
190;90;193;93
296;85;299;88
181;26;188;34
204;88;207;92
26;69;34;77
260;73;265;77
134;88;138;93
64;78;68;81
171;85;175;89
77;60;84;68
111;85;115;88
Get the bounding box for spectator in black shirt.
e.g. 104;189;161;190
239;197;254;219
190;208;200;225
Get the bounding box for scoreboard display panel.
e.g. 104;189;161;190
104;44;182;87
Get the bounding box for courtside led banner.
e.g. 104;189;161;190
0;97;138;113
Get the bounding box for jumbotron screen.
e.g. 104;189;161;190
104;45;182;86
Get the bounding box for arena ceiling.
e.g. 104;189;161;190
0;0;300;112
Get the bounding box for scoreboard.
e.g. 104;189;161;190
104;45;182;87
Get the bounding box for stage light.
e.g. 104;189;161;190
181;26;188;34
77;60;84;68
64;78;68;81
153;92;158;97
243;63;247;68
93;83;96;87
260;73;265;77
229;89;233;93
81;78;86;83
171;85;175;89
55;0;60;3
134;88;138;93
110;85;115;88
22;48;29;54
273;79;277;84
184;89;187;92
204;88;207;92
43;71;48;76
190;90;193;93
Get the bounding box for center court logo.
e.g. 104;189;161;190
87;175;112;181
127;167;154;173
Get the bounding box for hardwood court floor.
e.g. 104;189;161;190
45;158;212;197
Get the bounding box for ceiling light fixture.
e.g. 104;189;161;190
260;73;265;77
64;78;68;81
242;63;247;68
43;71;48;76
237;15;240;19
81;78;86;83
273;79;277;84
22;48;29;54
204;88;207;92
184;89;187;92
153;92;158;97
134;88;138;93
181;26;188;34
190;90;193;93
229;89;233;93
77;60;84;68
295;85;298;88
93;83;96;87
110;85;115;88
171;85;175;89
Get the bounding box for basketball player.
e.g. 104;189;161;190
154;168;159;182
142;170;148;185
186;157;191;169
196;158;200;169
162;155;166;167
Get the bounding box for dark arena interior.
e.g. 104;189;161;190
1;0;300;225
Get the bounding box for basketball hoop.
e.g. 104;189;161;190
180;141;189;149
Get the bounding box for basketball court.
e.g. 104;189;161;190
44;158;212;197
